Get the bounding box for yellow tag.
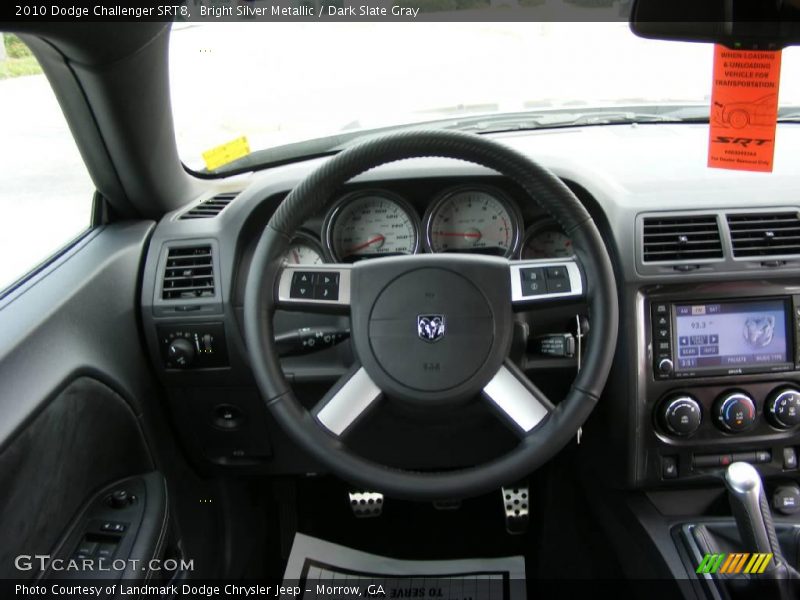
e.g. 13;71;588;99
202;136;250;171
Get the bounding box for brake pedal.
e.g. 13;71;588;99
348;491;384;518
501;484;529;535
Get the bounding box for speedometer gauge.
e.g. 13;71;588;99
324;190;420;262
424;186;522;257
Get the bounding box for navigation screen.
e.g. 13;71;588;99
673;300;789;372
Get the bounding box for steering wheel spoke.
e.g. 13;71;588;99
276;264;352;312
482;361;554;435
509;259;584;307
312;363;383;437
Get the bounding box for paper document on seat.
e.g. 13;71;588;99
283;533;525;600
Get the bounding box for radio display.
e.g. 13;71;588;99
673;299;790;373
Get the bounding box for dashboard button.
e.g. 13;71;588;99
653;303;669;315
693;454;722;468
732;451;757;463
773;485;800;515
661;456;678;479
657;358;674;375
783;447;798;470
755;450;772;464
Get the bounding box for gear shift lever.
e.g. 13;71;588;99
723;462;799;599
724;461;781;560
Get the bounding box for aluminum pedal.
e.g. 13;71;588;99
501;484;529;534
348;491;384;518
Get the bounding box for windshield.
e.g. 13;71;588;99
169;22;800;173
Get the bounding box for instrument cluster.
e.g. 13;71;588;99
280;184;574;265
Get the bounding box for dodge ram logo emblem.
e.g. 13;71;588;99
417;315;445;342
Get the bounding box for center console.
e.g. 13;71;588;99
634;281;800;488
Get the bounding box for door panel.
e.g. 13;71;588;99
0;377;153;578
0;221;165;579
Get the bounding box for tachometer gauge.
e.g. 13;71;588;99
424;186;521;257
521;220;573;259
281;232;325;266
324;191;419;262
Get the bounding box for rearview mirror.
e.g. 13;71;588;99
630;0;800;49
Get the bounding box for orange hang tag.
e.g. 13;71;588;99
708;44;782;172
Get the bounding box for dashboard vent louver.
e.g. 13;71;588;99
179;192;237;219
727;212;800;258
161;246;215;300
642;215;723;262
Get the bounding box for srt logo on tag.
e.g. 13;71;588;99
712;136;772;148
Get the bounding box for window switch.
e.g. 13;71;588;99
74;540;98;559
96;543;117;560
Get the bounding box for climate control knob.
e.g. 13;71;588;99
714;392;757;433
766;388;800;429
660;395;702;436
167;338;196;368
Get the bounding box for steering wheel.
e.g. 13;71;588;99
244;130;618;501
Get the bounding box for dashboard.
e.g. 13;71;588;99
139;122;800;489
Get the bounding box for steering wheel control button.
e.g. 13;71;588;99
314;284;339;301
545;277;571;293
545;266;567;279
519;268;546;294
511;261;582;302
290;271;315;299
714;392;757;433
520;267;544;281
660;395;702;436
767;388;800;429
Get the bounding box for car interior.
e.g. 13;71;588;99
4;2;800;599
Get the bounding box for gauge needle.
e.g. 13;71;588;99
346;235;385;254
292;250;301;263
434;231;482;238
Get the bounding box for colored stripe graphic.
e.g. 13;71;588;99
697;553;773;574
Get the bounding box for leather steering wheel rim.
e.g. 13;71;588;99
244;130;618;501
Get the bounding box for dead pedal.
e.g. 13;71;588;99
501;484;529;534
348;491;384;518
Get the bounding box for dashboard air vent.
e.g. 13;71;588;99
642;215;723;262
179;192;237;219
727;212;800;258
161;246;215;300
